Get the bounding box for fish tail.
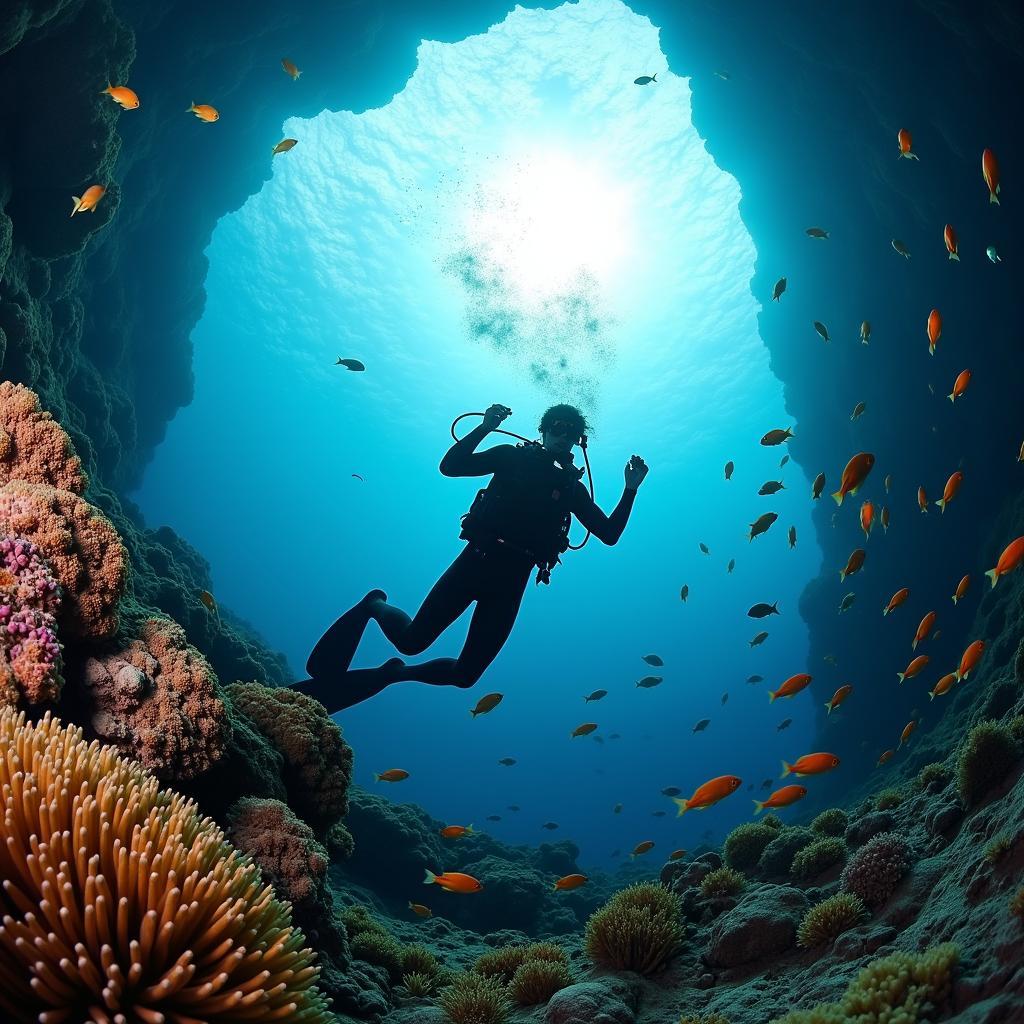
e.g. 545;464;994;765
186;101;194;112
950;252;960;261
831;490;844;506
753;800;765;814
652;73;657;81
952;594;958;604
929;691;936;701
781;761;792;778
466;825;474;833
671;797;688;817
768;690;777;703
70;196;80;217
948;392;955;402
824;701;833;715
771;603;778;613
985;568;998;588
374;773;382;781
839;570;846;582
990;193;1000;205
423;869;437;885
897;672;905;684
935;499;945;512
469;709;477;717
883;605;889;616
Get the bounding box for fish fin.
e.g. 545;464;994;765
831;490;844;506
671;797;688;817
950;253;960;261
985;568;998;588
912;638;918;651
935;499;945;512
423;869;437;885
781;761;791;778
652;73;657;81
467;825;474;833
947;393;955;402
928;691;935;701
824;701;833;714
897;673;905;684
70;196;81;217
839;570;846;582
753;800;765;814
767;690;777;703
186;101;194;112
991;193;1000;205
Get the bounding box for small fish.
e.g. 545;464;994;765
584;689;608;702
833;453;875;505
747;675;763;683
788;525;797;549
781;752;840;777
812;472;826;500
699;542;710;555
761;427;794;446
761;778;774;790
609;733;621;740
838;593;856;613
101;83;140;109
772;277;787;301
897;655;929;684
507;804;520;811
884;473;892;493
70;185;106;217
198;589;219;618
542;822;559;830
780;454;790;467
943;224;960;261
186;101;220;122
883;587;910;616
713;70;730;80
860;501;874;538
440;824;474;839
471;692;503;717
572;722;598;737
636;676;663;689
755;784;807;813
860;321;871;345
897;128;918;160
918;485;929;514
336;357;366;371
486;814;502;821
669;849;687;861
282;57;302;80
825;684;853;715
935;471;963;513
672;775;742;815
952;575;970;604
409;901;432;917
652;810;666;817
424;869;482;893
929;673;957;700
721;691;729;705
806;227;829;239
881;506;890;532
948;369;972;403
692;718;711;733
955;639;985;681
768;673;811;703
749;512;778;541
877;749;894;767
777;718;792;731
851;401;866;421
982;148;1000;205
272;138;298;155
748;602;780;618
840;548;866;582
680;584;689;602
613;803;623;814
749;631;769;647
631;841;655;857
497;757;517;766
376;768;409;782
553;874;588;891
986;245;1001;263
633;74;657;85
986;537;1024;587
927;309;942;356
928;383;935;395
661;786;682;797
725;460;735;480
912;611;937;650
813;321;830;343
759;480;785;495
727;558;736;574
642;653;664;666
891;238;911;259
898;720;917;749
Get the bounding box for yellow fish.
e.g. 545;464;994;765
272;138;298;155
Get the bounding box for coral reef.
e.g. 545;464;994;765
790;837;847;880
873;788;903;810
723;821;778;869
475;944;532;984
839;831;912;909
809;807;847;836
796;892;866;948
758;826;816;876
915;761;951;791
956;719;1020;806
584;882;684;975
700;866;746;898
351;930;407;984
508;959;574;1005
0;709;331;1022
439;972;511;1023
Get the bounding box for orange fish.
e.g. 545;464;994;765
101;83;140;109
769;673;812;703
669;849;687;861
671;775;742;815
440;824;474;839
198;589;218;616
70;184;106;217
884;588;910;616
982;148;1000;205
471;693;503;717
955;640;985;681
898;720;917;748
825;683;853;715
840;548;866;582
985;536;1024;587
754;784;807;813
952;574;970;604
935;471;963;513
408;901;432;917
186;100;220;122
832;453;875;505
897;655;929;684
630;841;655;858
424;869;482;893
860;501;875;539
282;57;302;80
918;486;928;513
943;224;959;261
553;873;589;891
927;309;942;356
912;611;936;650
376;768;409;782
881;506;890;532
572;722;598;738
929;673;957;700
897;128;918;160
781;752;840;777
877;749;894;767
948;369;971;403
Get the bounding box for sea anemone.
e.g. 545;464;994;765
839;831;911;909
349;930;406;982
403;942;441;977
439;972;511;1024
956;720;1020;806
0;709;331;1023
474;944;531;984
791;837;847;879
401;971;437;997
584;882;684;975
508;959;573;1005
523;941;569;964
700;866;746;898
915;761;951;791
723;821;777;869
810;808;848;837
797;892;866;948
874;788;904;811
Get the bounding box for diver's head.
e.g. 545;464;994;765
539;404;590;454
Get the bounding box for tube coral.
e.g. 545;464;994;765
584;882;684;975
0;709;331;1023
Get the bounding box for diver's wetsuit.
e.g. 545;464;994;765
290;423;637;712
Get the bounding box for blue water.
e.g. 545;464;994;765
130;0;840;869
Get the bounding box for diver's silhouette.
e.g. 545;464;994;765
290;403;647;711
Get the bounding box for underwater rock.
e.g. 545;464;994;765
832;923;898;961
925;799;963;837
706;884;808;966
757;826;816;876
845;810;896;846
544;976;640;1024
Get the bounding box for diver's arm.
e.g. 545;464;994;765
440;425;514;477
572;483;637;545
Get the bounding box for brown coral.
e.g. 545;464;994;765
228;680;353;834
83;615;229;779
0;381;87;493
0;708;332;1023
0;480;127;638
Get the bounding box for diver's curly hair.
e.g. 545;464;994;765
538;404;592;439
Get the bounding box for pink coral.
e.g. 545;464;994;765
83;616;230;779
0;381;87;493
0;480;127;638
839;831;912;909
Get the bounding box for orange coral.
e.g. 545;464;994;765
0;381;87;493
0;708;333;1023
83;615;229;780
0;480;127;638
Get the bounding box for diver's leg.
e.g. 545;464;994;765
290;657;408;713
305;589;388;677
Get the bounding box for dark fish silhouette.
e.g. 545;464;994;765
633;73;657;85
725;460;734;479
749;631;769;646
636;675;663;689
772;277;787;301
498;757;517;766
747;674;763;683
661;787;682;796
721;691;729;704
759;480;785;495
777;718;792;731
335;357;365;371
642;654;664;666
699;542;710;555
584;689;608;702
693;718;711;733
542;822;559;830
748;602;780;618
507;805;520;811
486;815;501;821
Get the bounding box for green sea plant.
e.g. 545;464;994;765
797;892;866;948
723;821;777;869
439;972;511;1024
474;945;530;984
522;941;569;965
984;833;1012;863
508;959;573;1005
791;836;847;879
339;903;385;939
956;720;1020;805
915;761;951;791
874;788;903;810
401;971;436;997
349;930;406;982
584;882;684;975
810;807;848;837
1008;715;1024;743
700;866;746;898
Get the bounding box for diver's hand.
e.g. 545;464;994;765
624;455;648;490
481;403;512;431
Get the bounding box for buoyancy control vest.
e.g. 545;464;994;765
459;441;585;584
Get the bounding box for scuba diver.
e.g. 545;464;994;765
290;402;648;712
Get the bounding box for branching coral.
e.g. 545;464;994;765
0;709;331;1023
874;788;904;810
584;882;684;975
771;943;958;1022
956;720;1020;806
791;837;847;879
508;959;573;1005
700;866;746;898
797;892;866;948
810;808;848;837
84;615;229;779
839;831;911;909
439;972;511;1023
723;821;778;869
